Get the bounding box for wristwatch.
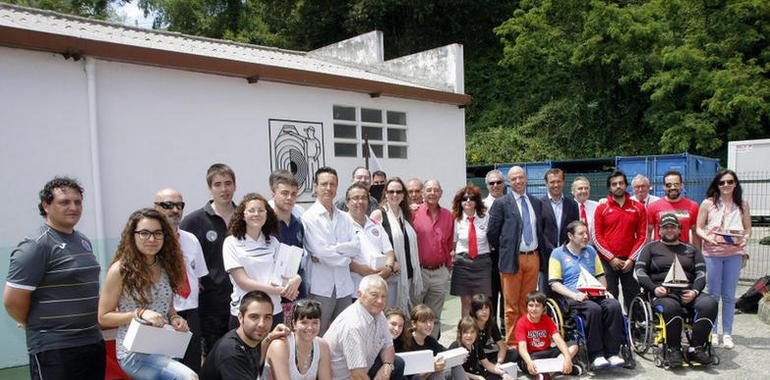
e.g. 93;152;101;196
383;361;394;372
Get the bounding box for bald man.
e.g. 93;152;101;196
154;188;209;372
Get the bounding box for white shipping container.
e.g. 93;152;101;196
727;138;770;217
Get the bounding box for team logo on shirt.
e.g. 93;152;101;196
479;224;486;230
206;230;218;242
81;239;92;251
191;259;196;270
371;228;380;237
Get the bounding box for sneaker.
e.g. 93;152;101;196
667;348;684;368
608;355;625;366
711;333;719;346
592;356;610;368
687;346;713;365
723;335;735;349
570;363;583;376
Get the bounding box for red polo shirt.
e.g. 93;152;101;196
412;203;454;268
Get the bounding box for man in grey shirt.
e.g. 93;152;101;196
3;177;104;380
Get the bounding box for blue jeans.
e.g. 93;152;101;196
120;352;196;380
705;255;743;335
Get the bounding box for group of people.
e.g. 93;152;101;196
3;161;752;380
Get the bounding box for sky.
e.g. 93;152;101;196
114;1;154;29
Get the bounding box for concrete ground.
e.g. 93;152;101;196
436;282;770;379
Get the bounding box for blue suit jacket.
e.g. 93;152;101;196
487;192;545;274
540;194;580;258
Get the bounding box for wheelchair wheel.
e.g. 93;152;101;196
621;344;636;369
545;298;565;337
628;295;653;354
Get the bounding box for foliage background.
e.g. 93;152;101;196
9;0;770;164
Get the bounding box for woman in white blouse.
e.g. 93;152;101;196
223;193;302;328
450;185;492;317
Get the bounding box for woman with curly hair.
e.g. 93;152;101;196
98;208;196;379
224;193;302;329
451;185;492;318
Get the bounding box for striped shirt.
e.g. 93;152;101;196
6;225;102;354
323;301;392;379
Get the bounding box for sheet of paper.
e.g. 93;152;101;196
534;356;564;373
499;362;517;376
396;350;434;375
270;243;304;286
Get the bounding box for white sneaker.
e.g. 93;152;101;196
712;333;719;346
608;355;625;366
723;335;735;349
592;356;610;368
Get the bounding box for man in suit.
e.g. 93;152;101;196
540;168;580;291
488;166;545;348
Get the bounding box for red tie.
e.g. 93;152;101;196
176;232;192;299
468;216;478;260
580;203;589;236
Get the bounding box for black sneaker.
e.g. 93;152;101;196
687;346;713;365
668;348;684;368
570;363;583;376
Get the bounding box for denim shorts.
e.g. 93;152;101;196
120;352;195;380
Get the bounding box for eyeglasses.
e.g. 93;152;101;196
487;180;503;186
461;196;476;202
719;179;736;186
387;190;404;195
154;201;185;210
349;196;368;202
134;230;165;240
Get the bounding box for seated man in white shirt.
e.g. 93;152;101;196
324;275;405;380
345;183;398;301
303;167;361;332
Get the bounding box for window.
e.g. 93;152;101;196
333;105;407;159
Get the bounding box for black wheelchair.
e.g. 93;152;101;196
545;297;636;371
627;292;720;368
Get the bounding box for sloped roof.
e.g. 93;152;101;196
0;3;470;106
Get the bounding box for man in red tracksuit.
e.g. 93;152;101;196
594;171;647;311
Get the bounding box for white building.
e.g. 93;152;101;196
0;3;469;368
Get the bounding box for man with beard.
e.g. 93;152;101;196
646;170;701;246
635;214;717;367
154;188;209;372
594;171;646;310
180;163;237;355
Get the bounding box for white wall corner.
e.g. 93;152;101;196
381;43;465;94
308;30;384;66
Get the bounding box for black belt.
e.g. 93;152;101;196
423;264;445;270
520;250;538;255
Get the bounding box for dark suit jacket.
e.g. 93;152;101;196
540;194;580;258
487;192;545;274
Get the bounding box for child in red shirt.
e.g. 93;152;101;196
515;292;581;379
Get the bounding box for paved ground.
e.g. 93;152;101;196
436;282;770;379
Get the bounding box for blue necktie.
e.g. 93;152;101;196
520;196;533;245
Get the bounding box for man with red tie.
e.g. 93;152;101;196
154;188;209;372
571;177;600;245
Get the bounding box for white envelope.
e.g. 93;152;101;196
396;350;434;375
498;362;517;377
436;347;468;368
270;243;304;286
122;319;192;358
534;356;564;373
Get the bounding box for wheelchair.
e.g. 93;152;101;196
627;292;720;368
545;297;636;371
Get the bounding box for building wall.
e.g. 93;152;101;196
0;45;466;368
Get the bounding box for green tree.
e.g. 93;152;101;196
7;0;114;18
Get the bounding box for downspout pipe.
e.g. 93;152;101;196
85;57;107;267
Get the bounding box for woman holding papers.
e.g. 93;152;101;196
264;299;331;379
450;185;493;318
636;213;717;367
223;193;302;328
450;317;515;380
98;208;196;379
371;177;423;313
397;304;468;379
696;169;752;349
548;220;625;369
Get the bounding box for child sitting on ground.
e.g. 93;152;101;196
398;304;467;380
449;316;515;380
515;291;582;379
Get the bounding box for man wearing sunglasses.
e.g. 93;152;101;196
484;169;507;327
646;170;701;247
154;188;209;373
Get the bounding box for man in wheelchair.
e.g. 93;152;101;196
548;220;626;369
634;213;718;367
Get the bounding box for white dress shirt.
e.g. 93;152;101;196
513;192;539;251
483;194;502;210
303;201;360;298
631;194;660;208
174;229;209;311
223;233;282;315
348;213;393;291
577;199;599;244
454;212;491;255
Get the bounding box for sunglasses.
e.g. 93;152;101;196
487;180;503;186
155;201;185;210
719;179;736;186
461;196;476;202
